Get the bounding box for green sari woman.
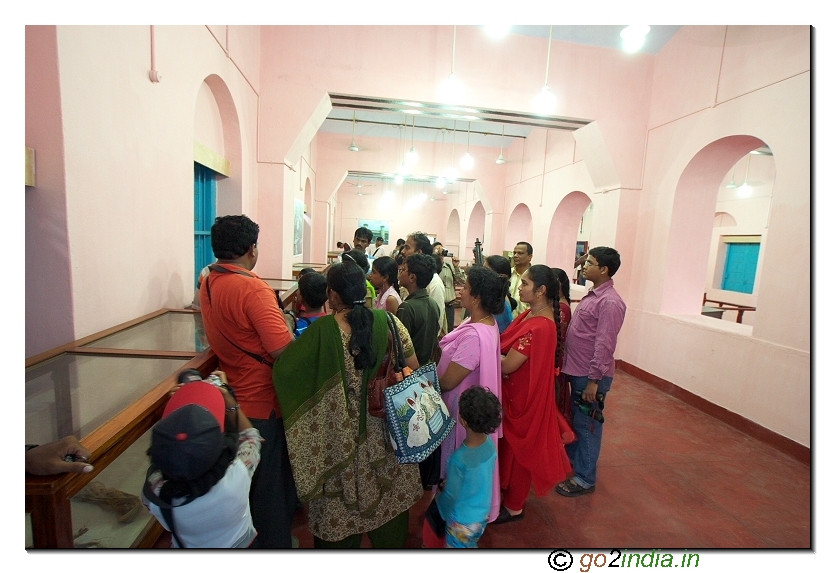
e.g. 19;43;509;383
273;261;422;547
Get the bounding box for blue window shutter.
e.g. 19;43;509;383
721;243;760;294
194;163;217;287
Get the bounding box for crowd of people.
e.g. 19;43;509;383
28;216;626;550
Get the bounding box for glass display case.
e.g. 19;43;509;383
26;299;296;548
25;309;215;549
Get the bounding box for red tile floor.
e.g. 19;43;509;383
156;368;811;549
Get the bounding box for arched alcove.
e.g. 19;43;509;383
465;202;486;262
713;211;738;228
201;74;243;216
506;203;533;250
660;135;766;315
445;209;461;255
546;191;592;270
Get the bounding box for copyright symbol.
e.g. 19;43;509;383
548;550;573;571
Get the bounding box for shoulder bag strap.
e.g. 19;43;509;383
204;265;275;368
385;311;408;371
143;468;188;548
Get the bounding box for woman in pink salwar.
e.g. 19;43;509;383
436;266;505;523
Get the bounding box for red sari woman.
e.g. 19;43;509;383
494;265;574;523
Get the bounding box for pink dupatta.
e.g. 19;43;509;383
437;318;503;522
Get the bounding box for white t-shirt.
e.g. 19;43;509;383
144;428;262;548
368;245;387;258
427;273;447;335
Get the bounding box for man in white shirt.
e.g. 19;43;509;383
509;242;533;318
368;237;387;258
400;231;447;336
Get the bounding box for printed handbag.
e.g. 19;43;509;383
368;311;410;418
382;324;455;463
383;362;455;464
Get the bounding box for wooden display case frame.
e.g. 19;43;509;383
26;285;297;548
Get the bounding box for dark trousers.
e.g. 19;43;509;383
248;413;298;548
313;510;410;548
445;304;456;332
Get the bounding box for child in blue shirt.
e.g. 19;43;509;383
292;271;328;338
435;386;502;548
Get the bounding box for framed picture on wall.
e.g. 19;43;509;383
357;219;390;244
293;199;304;256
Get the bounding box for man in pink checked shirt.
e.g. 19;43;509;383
556;246;626;497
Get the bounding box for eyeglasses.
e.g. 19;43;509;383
584;260;599;267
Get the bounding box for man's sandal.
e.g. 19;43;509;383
555;479;595;497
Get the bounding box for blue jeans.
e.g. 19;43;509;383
565;375;612;488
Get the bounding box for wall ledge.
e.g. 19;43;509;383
617;359;810;466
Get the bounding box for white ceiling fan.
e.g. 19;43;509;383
346;175;375;194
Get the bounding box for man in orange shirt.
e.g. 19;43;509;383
199;215;295;548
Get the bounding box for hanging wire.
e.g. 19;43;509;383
544;25;553;87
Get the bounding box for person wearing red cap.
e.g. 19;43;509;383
142;370;263;548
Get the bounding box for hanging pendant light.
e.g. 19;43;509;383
348;111;360;152
460;121;474;170
496;125;506;164
447;123;460;181
406;115;419;164
534;25;557;115
738;154;754;197
440;26;463;103
725;170;739;189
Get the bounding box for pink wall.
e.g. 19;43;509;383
26;25;811;447
27;26;261;351
25;26;75;356
621;27;810;445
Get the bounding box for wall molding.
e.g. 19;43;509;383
617;360;810;466
25;146;35;186
194;142;230;177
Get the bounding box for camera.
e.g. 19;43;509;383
441;249;453;257
178;368;227;391
572;390;605;423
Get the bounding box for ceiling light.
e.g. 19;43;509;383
534;26;557;115
348;111;360;151
407;116;418;164
460;122;474;170
402;109;422;114
725;175;739;189
534;85;557;115
394;173;404;185
461;152;474;170
379;193;395;209
496;125;506;164
737;154;754;197
484;25;511;40
440;73;463;103
435;176;447;189
620;25;650;53
439;27;463;103
448;123;459;180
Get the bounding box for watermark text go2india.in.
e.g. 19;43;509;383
548;549;700;571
